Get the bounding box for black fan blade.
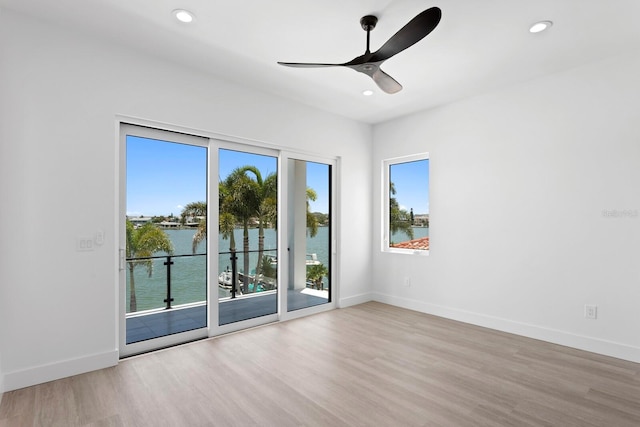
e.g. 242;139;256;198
372;68;402;94
278;62;343;68
370;7;441;63
344;62;402;94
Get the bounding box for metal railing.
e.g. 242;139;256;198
126;253;205;309
219;248;277;299
126;248;278;310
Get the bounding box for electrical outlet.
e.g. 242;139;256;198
403;276;411;287
95;230;105;245
584;304;598;320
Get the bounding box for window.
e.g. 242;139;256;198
383;154;429;254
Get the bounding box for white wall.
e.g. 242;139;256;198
372;51;640;362
0;10;372;392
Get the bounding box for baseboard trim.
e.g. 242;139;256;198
339;292;373;308
2;350;119;392
373;292;640;363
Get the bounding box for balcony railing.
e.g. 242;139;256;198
126;248;279;314
124;248;327;337
218;248;278;299
126;254;206;311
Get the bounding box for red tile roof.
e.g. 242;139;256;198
391;236;429;250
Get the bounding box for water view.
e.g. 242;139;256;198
126;226;331;313
126;225;427;313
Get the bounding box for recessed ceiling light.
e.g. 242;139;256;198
529;20;552;33
362;90;374;96
173;9;195;23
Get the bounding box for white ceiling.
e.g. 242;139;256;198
3;0;640;124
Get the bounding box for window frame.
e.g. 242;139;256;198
382;153;430;256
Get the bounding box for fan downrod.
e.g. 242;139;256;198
360;15;378;31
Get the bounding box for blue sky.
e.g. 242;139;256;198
126;136;207;217
127;136;428;216
127;137;330;216
390;159;430;215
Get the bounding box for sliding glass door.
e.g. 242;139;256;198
119;124;337;355
119;124;209;357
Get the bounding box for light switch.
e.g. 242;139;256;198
76;237;94;251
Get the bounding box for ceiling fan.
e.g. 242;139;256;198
278;7;442;94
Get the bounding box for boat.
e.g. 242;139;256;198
306;253;321;266
218;269;233;289
265;253;321;266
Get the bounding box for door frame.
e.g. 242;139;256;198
278;150;339;322
117;118;340;356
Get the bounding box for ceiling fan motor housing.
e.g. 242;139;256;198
360;15;378;31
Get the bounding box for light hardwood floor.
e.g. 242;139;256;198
1;302;639;426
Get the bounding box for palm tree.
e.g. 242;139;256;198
389;182;414;242
306;187;319;238
188;168;319;293
238;166;277;279
126;220;174;312
306;263;328;290
191;221;207;254
260;255;277;279
218;181;242;294
223;167;261;292
259;255;277;290
225;167;320;291
188;187;238;255
181;201;206;223
181;201;207;254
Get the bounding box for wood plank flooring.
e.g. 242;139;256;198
1;302;639;426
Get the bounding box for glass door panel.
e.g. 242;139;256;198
120;125;208;356
287;159;331;312
218;148;278;325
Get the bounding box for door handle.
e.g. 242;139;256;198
119;248;125;271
